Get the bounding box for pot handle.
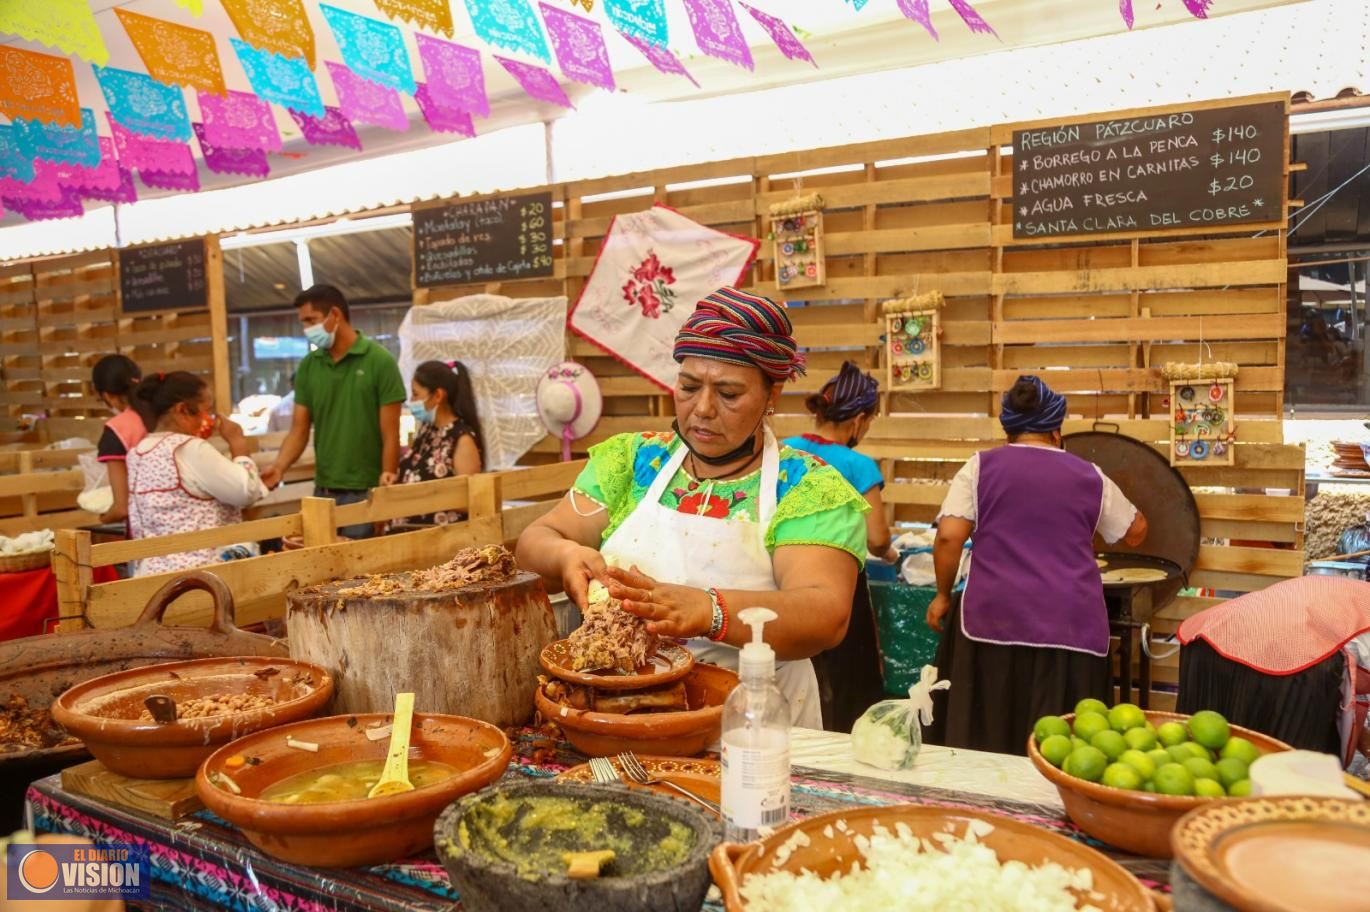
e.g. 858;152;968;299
708;842;749;911
133;570;238;634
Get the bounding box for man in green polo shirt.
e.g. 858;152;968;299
262;284;405;539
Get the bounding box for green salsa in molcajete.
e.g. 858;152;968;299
448;792;695;881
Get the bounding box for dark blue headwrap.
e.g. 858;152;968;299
999;375;1067;435
819;361;879;422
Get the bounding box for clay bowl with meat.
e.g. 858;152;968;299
198;712;511;867
536;662;737;758
51;656;333;778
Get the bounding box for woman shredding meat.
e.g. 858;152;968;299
517;287;870;729
925;376;1148;754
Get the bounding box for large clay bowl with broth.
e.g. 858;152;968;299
197;712;511;867
536;662;736;758
1027;711;1293;858
51;656;332;778
710;804;1155;912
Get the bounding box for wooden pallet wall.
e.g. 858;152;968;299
0;251;218;425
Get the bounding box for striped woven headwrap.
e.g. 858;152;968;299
999;375;1068;435
819;360;879;421
672;287;805;382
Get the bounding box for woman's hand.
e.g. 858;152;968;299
559;542;607;609
926;592;952;633
603;565;712;639
218;416;249;458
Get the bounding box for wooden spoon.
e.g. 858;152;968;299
368;692;415;799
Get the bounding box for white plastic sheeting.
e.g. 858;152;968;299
396;294;567;470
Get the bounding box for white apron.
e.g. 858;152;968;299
601;428;822;729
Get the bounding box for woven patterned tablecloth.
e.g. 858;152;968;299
24;727;1170;910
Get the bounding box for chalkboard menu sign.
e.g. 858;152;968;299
413;191;555;288
1012;101;1285;239
118;238;208;314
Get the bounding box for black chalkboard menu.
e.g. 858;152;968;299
118;238;208;314
1012;101;1285;239
413;191;555;288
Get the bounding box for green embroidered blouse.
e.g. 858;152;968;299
572;431;869;563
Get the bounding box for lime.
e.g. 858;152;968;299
1035;715;1072;744
1073;712;1111;743
1064;746;1109;783
1072;736;1090;752
1102;762;1144;791
1039;734;1073;768
1166;744;1194;764
1090;729;1128;761
1181;741;1213;762
1228;779;1253;797
1147;748;1173;770
1215;757;1249;789
1144;721;1158;736
1119;749;1158;782
1108;703;1147;733
1194;778;1226;799
1142;780;1157;792
1220;736;1262;766
1157;721;1189;747
1124;727;1158;752
1188;710;1231;751
1183;757;1221;782
1075;698;1110;718
1154;763;1196;796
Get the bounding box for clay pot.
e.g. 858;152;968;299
535;662;737;758
1026;710;1293;858
197;713;511;867
710;803;1155;911
436;780;720;912
51;656;333;779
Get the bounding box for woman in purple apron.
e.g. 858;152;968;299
925;376;1147;755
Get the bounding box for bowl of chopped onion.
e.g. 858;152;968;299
709;804;1156;912
51;656;334;778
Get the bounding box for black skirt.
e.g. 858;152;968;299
810;571;886;733
1177;638;1344;756
925;597;1111;756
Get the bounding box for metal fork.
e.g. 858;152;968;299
588;756;620;785
616;751;720;814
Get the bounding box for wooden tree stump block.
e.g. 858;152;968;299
286;570;557;727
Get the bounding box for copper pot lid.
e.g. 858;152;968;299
1064;430;1200;610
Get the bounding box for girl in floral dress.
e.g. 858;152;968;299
389;361;484;529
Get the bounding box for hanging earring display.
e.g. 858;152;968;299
767;192;825;290
882;291;943;392
1162;361;1237;467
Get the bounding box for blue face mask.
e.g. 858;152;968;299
407;399;436;424
303;313;335;350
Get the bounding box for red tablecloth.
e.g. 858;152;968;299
0;564;120;641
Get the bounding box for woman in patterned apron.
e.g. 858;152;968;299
127;372;267;577
925;376;1148;754
517;287;870;730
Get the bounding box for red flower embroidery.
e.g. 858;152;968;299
622;248;678;319
677;490;732;518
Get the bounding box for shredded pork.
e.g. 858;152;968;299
335;545;518;598
565;580;657;674
0;693;75;752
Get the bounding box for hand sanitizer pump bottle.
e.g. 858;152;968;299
720;607;791;843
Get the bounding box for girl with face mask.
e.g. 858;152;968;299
125;372;267;576
388;360;484;530
91;354;145;524
783;360;894;731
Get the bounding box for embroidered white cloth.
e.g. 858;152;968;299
398;293;567;469
568;203;759;390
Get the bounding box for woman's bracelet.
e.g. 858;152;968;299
706;588;729;642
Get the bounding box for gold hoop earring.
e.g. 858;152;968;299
765;407;776;416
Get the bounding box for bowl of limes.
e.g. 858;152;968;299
1026;701;1292;859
